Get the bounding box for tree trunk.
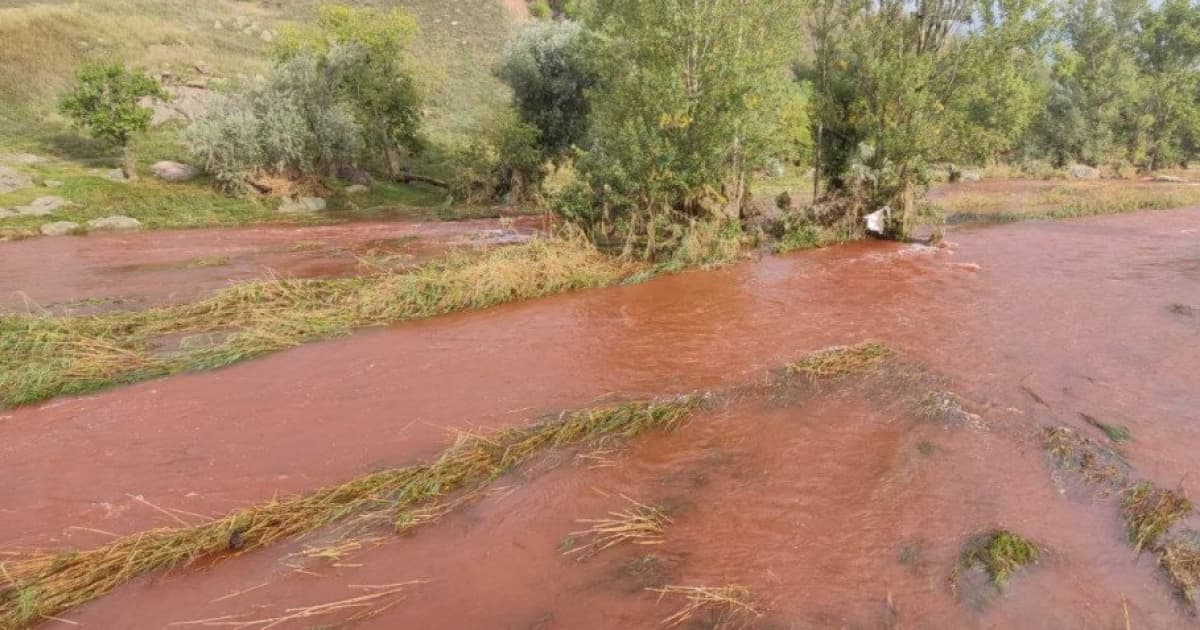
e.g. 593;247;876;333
383;137;404;179
121;145;138;181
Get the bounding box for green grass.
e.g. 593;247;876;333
0;236;633;407
0;0;520;233
1080;413;1132;444
954;530;1040;588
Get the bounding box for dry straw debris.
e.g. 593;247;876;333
651;585;758;628
566;497;671;560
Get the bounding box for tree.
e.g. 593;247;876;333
568;0;801;258
276;4;423;179
1130;0;1200;170
58;62;167;180
808;0;1051;236
499;20;597;162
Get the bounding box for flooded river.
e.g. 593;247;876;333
2;207;1198;627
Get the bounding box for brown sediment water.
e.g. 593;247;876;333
3;207;1199;627
0;216;543;313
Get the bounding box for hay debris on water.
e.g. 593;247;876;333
651;585;758;628
566;496;671;560
0;397;700;629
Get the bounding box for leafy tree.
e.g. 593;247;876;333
276;4;423;179
499;20;597;161
808;0;1052;236
568;0;801;258
1130;0;1200;170
58;62;167;180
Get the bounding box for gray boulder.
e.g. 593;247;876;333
151;161;200;182
1068;164;1100;180
344;184;369;195
278;196;327;213
0;208;15;219
87;215;142;231
40;221;81;236
43;179;64;188
0;166;33;194
15;196;68;216
1153;174;1185;183
961;171;983;182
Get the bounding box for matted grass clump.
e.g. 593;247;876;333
1161;532;1200;604
0;396;700;628
0;236;633;407
952;530;1040;589
1122;482;1193;553
786;342;891;379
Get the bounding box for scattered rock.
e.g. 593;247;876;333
102;169;129;182
15;196;69;216
194;62;211;75
40;221;81;236
1068;164;1100;180
213;19;223;30
961;171;983;182
0;166;33;194
278;197;328;214
142;85;215;125
43;180;64;188
344;184;369;195
87;215;141;231
0;208;15;218
260;30;275;43
1154;175;1185;183
151;161;200;182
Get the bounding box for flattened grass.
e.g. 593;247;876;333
0;236;633;407
0;397;701;628
786;342;891;379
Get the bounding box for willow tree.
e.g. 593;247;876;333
810;0;1051;236
569;0;801;258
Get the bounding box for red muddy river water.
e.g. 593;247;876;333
2;207;1198;628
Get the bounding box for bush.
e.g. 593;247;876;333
58;62;166;179
446;110;544;204
184;52;362;191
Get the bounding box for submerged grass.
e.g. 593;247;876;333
1043;426;1129;488
0;396;701;628
953;530;1040;588
1080;413;1132;444
0;236;633;407
1122;482;1192;553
